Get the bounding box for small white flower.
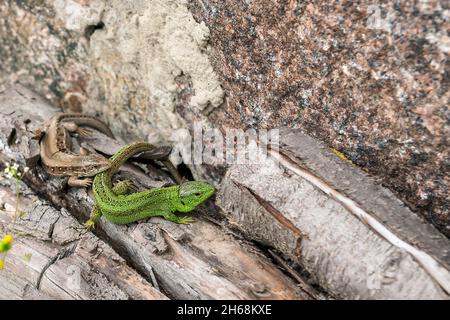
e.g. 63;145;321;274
2;161;24;180
23;167;29;173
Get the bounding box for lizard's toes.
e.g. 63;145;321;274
81;178;93;187
121;179;137;192
84;220;95;230
178;216;194;224
77;128;92;137
128;182;138;192
32;129;44;140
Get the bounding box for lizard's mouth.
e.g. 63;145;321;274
202;186;216;202
176;181;216;212
192;183;216;205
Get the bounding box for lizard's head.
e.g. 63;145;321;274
175;181;216;212
79;155;111;176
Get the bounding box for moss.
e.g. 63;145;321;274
330;148;353;165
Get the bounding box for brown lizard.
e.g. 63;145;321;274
35;113;115;187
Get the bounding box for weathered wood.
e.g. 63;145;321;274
0;85;309;300
217;129;450;299
279;128;450;268
0;180;166;300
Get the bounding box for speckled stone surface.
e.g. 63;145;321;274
187;0;449;236
0;0;448;237
0;2;90;112
0;0;224;143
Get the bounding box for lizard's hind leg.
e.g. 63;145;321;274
84;205;103;230
112;180;137;195
63;121;92;137
79;147;91;156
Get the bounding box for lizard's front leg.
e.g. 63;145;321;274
84;181;136;229
32;128;45;141
32;120;50;141
162;211;194;224
68;176;93;188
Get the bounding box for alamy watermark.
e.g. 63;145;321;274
170;123;280;166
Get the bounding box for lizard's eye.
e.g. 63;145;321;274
194;192;202;197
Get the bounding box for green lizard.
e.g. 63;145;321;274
85;141;215;229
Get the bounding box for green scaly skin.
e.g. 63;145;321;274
85;141;215;229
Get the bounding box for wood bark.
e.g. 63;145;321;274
0;85;309;300
3;84;447;300
0;180;166;300
217;128;450;299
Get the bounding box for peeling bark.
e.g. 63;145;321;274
217;129;450;299
0;85;309;300
0;182;165;300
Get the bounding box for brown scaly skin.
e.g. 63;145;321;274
35;113;115;187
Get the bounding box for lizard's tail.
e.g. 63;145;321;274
108;141;158;173
57;113;115;138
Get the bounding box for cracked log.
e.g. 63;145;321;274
0;85;309;300
217;129;450;299
0;180;166;300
